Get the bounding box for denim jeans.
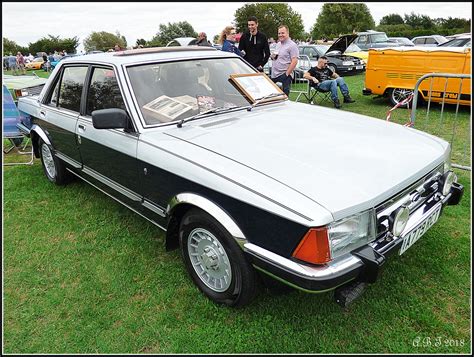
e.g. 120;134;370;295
271;73;292;96
317;77;350;101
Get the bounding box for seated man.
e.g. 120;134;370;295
303;56;355;108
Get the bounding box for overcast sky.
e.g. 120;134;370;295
2;2;472;53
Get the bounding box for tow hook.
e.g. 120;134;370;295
334;281;367;308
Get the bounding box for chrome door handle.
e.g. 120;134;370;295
39;110;46;117
78;124;86;131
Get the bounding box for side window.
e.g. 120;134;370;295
86;67;126;116
425;38;436;45
58;66;88;112
413;38;424;45
358;35;367;43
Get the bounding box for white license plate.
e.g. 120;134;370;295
356;65;364;70
399;205;442;255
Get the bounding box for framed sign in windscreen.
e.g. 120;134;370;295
229;73;286;103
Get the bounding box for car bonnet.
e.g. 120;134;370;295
325;34;358;54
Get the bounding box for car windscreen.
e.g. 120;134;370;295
438;38;471;47
127;58;256;126
346;43;362;52
372;33;389;43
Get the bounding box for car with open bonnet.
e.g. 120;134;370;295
18;46;464;307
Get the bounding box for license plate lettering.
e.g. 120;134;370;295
399;206;441;255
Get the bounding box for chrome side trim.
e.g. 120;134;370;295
167;193;247;248
142;199;166;217
66;168;167;231
55;152;82;169
82;166;141;202
30;124;51;146
244;243;363;280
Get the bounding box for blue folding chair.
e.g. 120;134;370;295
3;85;34;165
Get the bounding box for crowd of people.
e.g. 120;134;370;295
216;16;354;108
3;50;70;74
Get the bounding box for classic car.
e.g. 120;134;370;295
411;35;448;47
387;37;415;46
17;46;464;308
25;57;45;70
3;74;48;103
298;35;366;75
354;30;400;50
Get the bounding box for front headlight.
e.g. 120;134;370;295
342;61;354;66
328;209;376;258
442;171;457;196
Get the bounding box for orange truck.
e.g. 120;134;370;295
363;47;471;107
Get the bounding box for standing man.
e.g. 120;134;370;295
196;32;213;47
270;25;299;96
238;16;270;72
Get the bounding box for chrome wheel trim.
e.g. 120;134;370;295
41;144;56;179
392;88;413;105
187;228;232;292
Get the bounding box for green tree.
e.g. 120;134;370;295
379;14;404;26
27;35;79;55
83;31;127;52
148;21;197;47
404;12;435;29
234;3;305;40
310;3;375;40
3;38;29;56
136;38;147;47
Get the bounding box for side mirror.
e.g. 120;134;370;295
92;108;129;130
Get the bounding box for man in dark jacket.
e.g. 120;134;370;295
238;16;270;72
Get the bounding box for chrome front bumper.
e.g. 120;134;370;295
244;183;464;293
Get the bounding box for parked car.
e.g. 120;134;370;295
387;37;415;46
354;30;400;50
50;54;80;69
3;74;48;103
437;35;471;48
298;35;366;76
18;47;464;308
166;37;198;47
345;43;369;62
25;57;45;70
411;35;448;47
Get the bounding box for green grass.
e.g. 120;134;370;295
3;72;472;353
4;68;51;78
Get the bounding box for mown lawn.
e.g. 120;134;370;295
3;72;472;353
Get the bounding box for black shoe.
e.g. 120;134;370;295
333;98;341;109
343;96;355;103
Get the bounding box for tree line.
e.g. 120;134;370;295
3;3;470;56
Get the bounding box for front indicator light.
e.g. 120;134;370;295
292;227;331;265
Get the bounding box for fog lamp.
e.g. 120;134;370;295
442;171;456;196
391;206;410;236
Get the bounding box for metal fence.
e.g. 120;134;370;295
410;73;471;171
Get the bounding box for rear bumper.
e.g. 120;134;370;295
245;182;464;293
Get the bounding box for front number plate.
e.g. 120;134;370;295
356;65;364;70
399;205;442;255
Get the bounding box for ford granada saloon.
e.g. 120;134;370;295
18;47;464;307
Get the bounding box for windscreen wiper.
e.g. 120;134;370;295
177;106;237;128
249;92;287;110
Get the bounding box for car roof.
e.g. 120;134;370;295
59;46;234;66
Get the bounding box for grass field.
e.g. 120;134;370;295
3;71;472;353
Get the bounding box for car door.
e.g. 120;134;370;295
39;65;88;167
77;65;142;209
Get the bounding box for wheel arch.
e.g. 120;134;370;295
30;124;52;158
165;193;247;251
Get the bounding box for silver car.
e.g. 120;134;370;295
18;46;464;307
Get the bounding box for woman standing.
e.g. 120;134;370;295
219;26;245;57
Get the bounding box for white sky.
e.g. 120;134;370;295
2;2;472;53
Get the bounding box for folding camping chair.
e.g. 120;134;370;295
3;84;34;166
291;54;332;106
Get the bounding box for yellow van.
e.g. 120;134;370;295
363;47;471;107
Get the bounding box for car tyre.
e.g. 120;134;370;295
179;208;259;307
388;88;414;109
39;138;71;185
